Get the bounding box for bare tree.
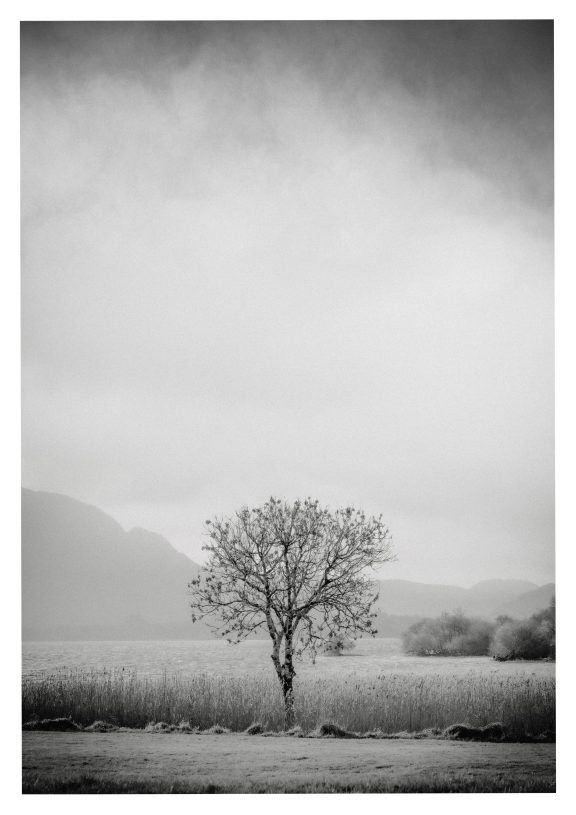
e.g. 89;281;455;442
189;497;394;728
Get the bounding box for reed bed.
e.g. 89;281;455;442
22;669;555;738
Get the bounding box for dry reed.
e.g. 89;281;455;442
22;669;555;738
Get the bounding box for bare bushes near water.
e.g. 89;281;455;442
22;669;555;739
403;602;555;660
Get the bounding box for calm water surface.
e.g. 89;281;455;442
22;638;555;681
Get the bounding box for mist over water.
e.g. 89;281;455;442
22;638;555;681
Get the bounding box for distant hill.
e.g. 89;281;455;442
493;583;555;619
22;488;203;640
373;578;553;621
22;488;554;640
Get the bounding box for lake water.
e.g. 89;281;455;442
22;638;555;681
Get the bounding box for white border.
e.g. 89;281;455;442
5;3;574;813
9;1;569;22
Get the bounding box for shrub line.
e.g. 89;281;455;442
22;717;555;742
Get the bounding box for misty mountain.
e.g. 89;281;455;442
22;488;202;639
22;489;554;640
493;583;555;619
373;578;552;621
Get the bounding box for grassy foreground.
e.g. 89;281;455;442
22;730;555;794
22;772;555;794
23;669;555;739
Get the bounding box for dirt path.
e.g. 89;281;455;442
22;732;555;792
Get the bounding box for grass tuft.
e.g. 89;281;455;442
442;722;505;742
315;722;356;738
285;725;304;737
244;722;264;735
144;721;178;733
201;724;231;735
84;721;119;732
23;717;80;732
176;720;199;733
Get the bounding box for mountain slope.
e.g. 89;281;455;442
373;577;547;620
493;583;555;619
22;488;201;638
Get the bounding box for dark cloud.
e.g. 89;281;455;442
22;21;553;211
21;22;554;585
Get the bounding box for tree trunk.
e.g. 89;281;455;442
282;674;295;730
282;634;296;730
269;627;297;730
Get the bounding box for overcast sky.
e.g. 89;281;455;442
21;21;554;586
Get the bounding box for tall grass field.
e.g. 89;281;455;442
22;669;555;738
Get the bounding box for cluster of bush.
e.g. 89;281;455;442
491;600;555;661
322;637;356;656
402;599;555;660
402;611;493;657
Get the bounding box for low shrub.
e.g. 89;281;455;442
490;600;555;661
403;611;494;656
322;638;356;657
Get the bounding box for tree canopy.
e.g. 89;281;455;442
189;497;394;726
